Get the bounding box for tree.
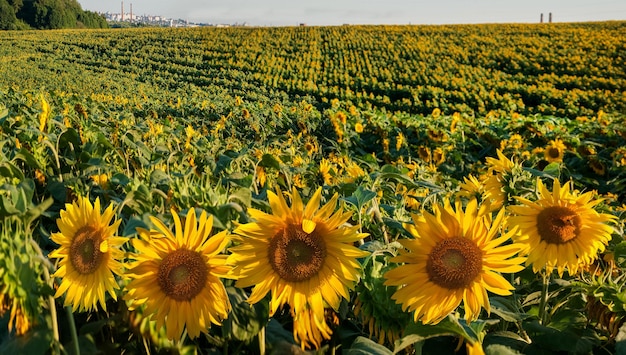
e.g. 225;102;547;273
13;0;107;30
0;0;18;30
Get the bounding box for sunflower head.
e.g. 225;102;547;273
384;199;526;324
457;174;485;201
124;208;232;340
589;157;606;176
318;158;335;186
355;122;364;133
509;179;616;276
486;149;516;175
228;187;369;349
49;196;126;312
544;139;566;163
418;146;431;162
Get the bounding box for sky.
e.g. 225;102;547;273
78;0;626;26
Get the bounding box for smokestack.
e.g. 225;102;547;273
130;3;133;23
121;1;124;21
540;13;543;23
549;12;552;23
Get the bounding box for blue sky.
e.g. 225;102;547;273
79;0;626;26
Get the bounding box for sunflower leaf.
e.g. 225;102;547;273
342;186;376;210
613;241;626;268
260;153;281;170
484;344;524;355
223;286;269;342
346;336;393;355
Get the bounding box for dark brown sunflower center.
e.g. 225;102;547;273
70;226;104;274
536;206;581;244
157;249;208;302
268;224;327;282
427;237;483;289
547;147;561;159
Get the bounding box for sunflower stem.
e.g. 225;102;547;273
538;270;550;325
370;197;388;244
29;239;60;351
43;267;60;352
258;326;266;355
66;306;80;355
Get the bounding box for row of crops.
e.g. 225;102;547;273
1;22;625;118
0;22;625;354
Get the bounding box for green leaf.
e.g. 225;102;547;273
149;169;170;188
265;318;297;351
541;162;561;177
0;161;25;181
346;336;393;355
25;197;53;227
110;172;130;187
12;148;41;170
524;320;599;353
222;286;269;342
0;324;54;355
58;128;81;150
229;187;251;207
260;153;281;170
483;330;530;353
485;344;523;355
393;316;479;354
489;296;524;322
122;216;148;237
343;185;376;210
614;241;626;268
47;180;67;202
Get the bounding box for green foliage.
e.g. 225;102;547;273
0;0;19;30
5;0;108;30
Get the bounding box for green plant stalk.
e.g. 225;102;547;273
509;272;531;342
29;239;60;352
66;306;80;355
42;267;60;352
538;270;550;325
258;326;266;355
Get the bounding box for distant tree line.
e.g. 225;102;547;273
0;0;108;30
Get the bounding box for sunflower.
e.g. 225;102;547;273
343;160;366;183
124;209;232;340
396;132;405;151
418;146;431;163
256;165;267;187
508;179;616;276
432;147;446;166
486;149;515;175
589;157;606;176
49;196;126;312
482;149;520;211
544;139;566;163
450;112;461;133
483;175;506;212
457;174;485;201
228;187;368;349
354;122;364;133
318;158;334;186
384;199;525;325
508;134;525;150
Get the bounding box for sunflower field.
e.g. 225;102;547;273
1;22;626;355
